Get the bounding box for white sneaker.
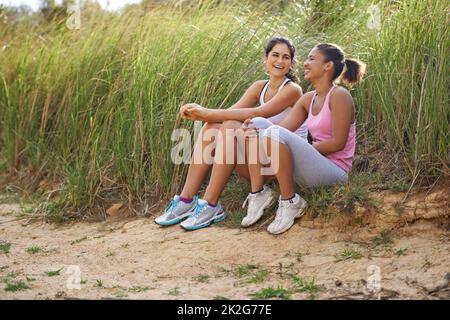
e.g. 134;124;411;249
241;185;274;227
267;194;307;235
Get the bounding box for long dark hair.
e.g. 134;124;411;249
265;37;300;84
315;43;366;87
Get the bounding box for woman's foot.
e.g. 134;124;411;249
267;194;307;234
154;195;198;226
241;185;274;227
180;199;226;231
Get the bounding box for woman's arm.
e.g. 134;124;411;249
313;88;354;155
275;92;312;131
182;82;302;122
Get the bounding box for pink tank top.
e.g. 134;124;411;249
306;85;356;173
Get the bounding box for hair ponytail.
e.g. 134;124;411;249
315;43;366;87
342;58;366;87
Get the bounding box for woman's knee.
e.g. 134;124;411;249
250;117;272;130
220;120;242;130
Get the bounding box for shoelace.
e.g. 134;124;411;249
165;198;178;213
190;202;207;219
272;199;292;225
242;193;257;208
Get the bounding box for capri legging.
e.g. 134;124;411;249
249;117;347;187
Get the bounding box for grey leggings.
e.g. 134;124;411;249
250;117;347;187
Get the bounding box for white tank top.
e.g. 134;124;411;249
259;78;308;139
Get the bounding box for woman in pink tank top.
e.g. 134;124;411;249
243;43;366;234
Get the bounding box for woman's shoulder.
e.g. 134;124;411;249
330;85;353;100
329;85;354;109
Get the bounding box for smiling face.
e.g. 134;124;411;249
303;47;330;82
265;43;293;78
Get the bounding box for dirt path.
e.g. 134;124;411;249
0;190;449;300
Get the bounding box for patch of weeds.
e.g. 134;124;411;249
45;268;64;277
291;276;319;298
106;251;115;257
26;246;46;254
294;251;305;263
94;279;104;287
387;181;409;192
335;248;364;262
195;275;210;283
80;279;87;285
129;285;149;293
340;173;379;212
372;230;394;248
248;269;270;284
26;276;36;282
213;295;230;300
93;235;105;239
0;265;9;272
393;202;405;216
0;242;11;254
121;243;130;249
303;186;335;218
221;209;246;229
70;237;88;245
395;248;408;257
4;280;31;292
219;177;250;228
115;291;128;298
250;286;290;300
5;271;21;279
168;287;180;296
232;264;259;277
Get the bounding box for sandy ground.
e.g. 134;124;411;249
0;188;449;300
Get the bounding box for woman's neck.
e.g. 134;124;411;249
268;75;286;89
312;77;334;97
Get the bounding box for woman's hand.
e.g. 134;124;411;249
242;118;259;140
180;103;210;121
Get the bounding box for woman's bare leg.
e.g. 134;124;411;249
203;120;244;205
180;122;221;199
263;137;295;199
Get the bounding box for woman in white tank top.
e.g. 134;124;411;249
155;37;306;230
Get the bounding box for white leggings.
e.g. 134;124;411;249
250;117;347;187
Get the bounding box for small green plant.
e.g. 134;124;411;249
0;242;11;254
45;268;64;277
94;279;104;287
26;276;36;282
129;285;149;292
233;264;259;277
395;248;408;256
248;269;270;284
0;265;9;272
291;276;319;298
168;287;180;296
26;246;46;254
4;280;31;292
251;286;290;300
372;230;394;248
335;249;364;262
195;275;210;283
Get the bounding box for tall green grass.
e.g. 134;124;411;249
0;0;448;218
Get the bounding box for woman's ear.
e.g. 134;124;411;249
323;60;333;72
